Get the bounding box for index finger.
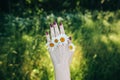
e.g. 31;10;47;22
46;32;50;42
50;24;55;38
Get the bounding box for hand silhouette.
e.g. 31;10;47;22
46;22;75;66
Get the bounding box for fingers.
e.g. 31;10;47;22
68;37;72;43
50;24;55;38
60;22;65;34
53;21;60;36
68;37;75;64
46;32;50;42
50;21;65;38
68;37;75;52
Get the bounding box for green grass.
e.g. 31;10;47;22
0;10;120;80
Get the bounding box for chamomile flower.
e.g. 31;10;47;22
52;37;59;45
68;43;75;52
58;34;69;44
46;41;55;49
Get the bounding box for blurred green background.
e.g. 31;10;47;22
0;0;120;80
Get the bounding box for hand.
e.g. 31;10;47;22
46;22;75;66
46;22;75;80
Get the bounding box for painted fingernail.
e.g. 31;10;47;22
69;37;72;40
60;22;62;26
50;24;53;27
46;32;48;35
53;21;57;25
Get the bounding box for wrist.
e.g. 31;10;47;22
54;62;71;80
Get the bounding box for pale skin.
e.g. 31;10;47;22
46;22;75;80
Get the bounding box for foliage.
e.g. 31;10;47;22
0;0;120;80
0;0;120;13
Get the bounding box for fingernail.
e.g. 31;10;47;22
53;21;57;25
60;22;62;26
50;24;53;27
69;37;72;40
46;32;48;35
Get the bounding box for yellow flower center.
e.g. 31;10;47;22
54;39;58;43
69;45;73;50
49;43;54;47
60;37;65;42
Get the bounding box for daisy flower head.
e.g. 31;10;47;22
46;41;55;49
68;43;75;52
58;34;69;44
52;37;60;45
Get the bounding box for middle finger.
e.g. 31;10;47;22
53;21;60;37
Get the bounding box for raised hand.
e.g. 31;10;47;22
46;22;75;80
46;22;75;66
